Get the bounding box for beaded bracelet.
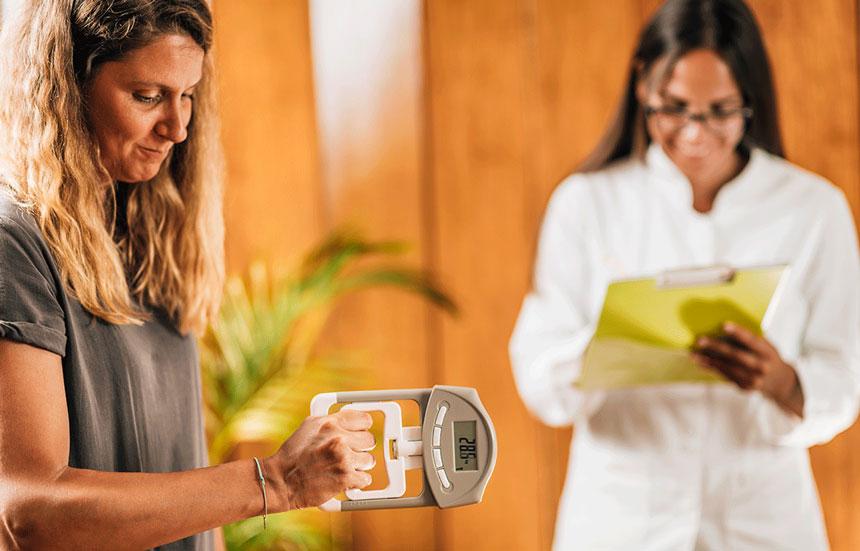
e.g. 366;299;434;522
252;457;268;529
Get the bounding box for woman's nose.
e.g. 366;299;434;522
154;101;189;143
678;119;706;142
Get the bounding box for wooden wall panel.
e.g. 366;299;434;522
214;0;323;273
308;2;435;550
424;1;546;548
422;0;639;548
749;0;860;216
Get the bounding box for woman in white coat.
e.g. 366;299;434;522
509;0;860;549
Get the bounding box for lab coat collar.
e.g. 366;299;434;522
645;142;770;215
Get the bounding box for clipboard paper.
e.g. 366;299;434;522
576;265;788;390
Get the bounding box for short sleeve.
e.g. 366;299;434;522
0;214;67;356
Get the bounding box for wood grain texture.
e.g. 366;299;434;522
424;1;544;548
214;0;324;273
308;2;436;549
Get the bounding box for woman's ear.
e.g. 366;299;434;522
635;81;647;105
633;61;649;105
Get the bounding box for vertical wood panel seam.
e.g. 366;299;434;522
855;0;860;216
418;1;445;549
305;0;335;232
518;1;557;549
418;0;441;417
852;6;860;551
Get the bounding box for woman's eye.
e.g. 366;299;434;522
182;93;195;101
711;107;738;119
133;93;161;104
663;104;686;116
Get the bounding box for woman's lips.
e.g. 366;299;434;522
138;145;169;159
675;145;710;159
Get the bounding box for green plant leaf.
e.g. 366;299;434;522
199;228;457;550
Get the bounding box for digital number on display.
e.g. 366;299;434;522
454;420;478;472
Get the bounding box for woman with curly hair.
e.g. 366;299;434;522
0;1;374;549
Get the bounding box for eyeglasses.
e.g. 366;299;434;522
643;104;753;135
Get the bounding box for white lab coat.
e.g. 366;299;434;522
510;143;860;550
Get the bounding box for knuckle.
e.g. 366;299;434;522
338;456;353;476
322;435;345;458
318;418;337;433
330;434;347;451
321;446;339;463
300;416;320;432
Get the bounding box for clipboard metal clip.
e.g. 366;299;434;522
656;265;736;289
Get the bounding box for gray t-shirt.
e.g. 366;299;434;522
0;191;214;550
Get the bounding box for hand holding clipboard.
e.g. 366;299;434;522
577;265;789;391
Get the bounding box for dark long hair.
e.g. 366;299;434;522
579;0;784;172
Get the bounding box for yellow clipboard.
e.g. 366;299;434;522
576;265;789;390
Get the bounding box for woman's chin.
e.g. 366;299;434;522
115;164;162;184
668;147;735;178
668;146;712;166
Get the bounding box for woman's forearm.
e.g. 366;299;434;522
0;401;373;550
3;459;274;550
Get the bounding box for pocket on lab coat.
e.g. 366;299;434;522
554;438;653;549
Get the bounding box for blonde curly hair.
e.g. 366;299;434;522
0;0;224;335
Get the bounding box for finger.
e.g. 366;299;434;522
352;451;376;471
348;471;373;489
336;409;374;431
695;338;757;368
722;322;772;356
701;358;756;389
695;336;763;374
349;430;376;452
692;352;759;389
